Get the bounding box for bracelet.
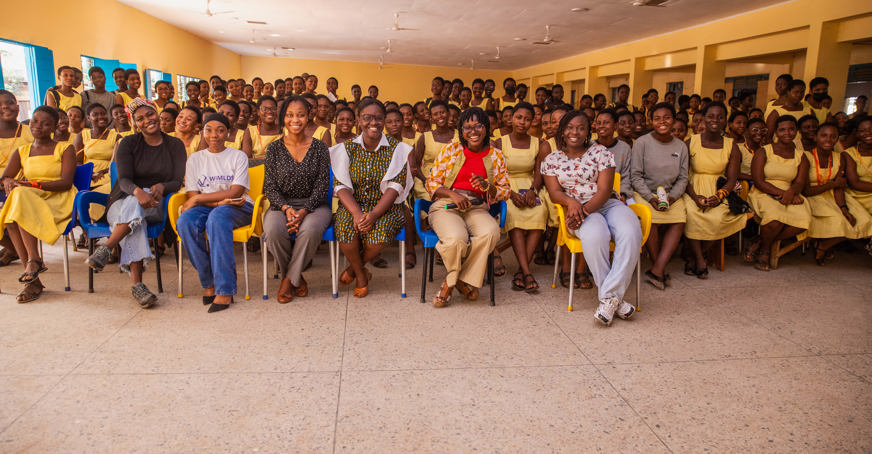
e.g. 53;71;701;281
29;181;42;189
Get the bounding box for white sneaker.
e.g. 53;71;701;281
594;297;618;326
615;300;635;320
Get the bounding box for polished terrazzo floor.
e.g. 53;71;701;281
0;239;870;452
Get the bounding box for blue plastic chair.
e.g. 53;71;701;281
58;163;94;291
75;162;174;293
414;198;507;306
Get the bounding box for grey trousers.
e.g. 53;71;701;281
262;203;331;287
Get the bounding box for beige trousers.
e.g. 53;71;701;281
428;199;500;288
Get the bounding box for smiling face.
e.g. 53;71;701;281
670;121;687;141
431;78;444;96
186;84;200;101
262;83;274;97
327;78;338;93
358;104;386;142
175;108;199;134
306;76;318;93
774;119;798;144
113;70;127;90
88;106;109;130
595;113;616;142
55;111;69;134
0;93;20;123
259;99;278;125
430;105;448;128
747;122;766;146
650;107;675;137
243;85;254;101
203;120;228;150
815;124;838;151
156;83;171;101
133;107;160;135
729;115;747;137
800;118;819;142
236;102;251;129
292;78;304;95
218;104;238;128
385;111;403;136
461;115;487;150
111;107;129;127
29;110;57;139
127;73;141;92
316;98;331;121
400;105;414;127
703;106;726;134
447;109;460;129
283;100;309;135
336;110;355;133
159;111;175;133
562;114;589;150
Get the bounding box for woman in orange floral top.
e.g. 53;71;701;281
425;107;510;308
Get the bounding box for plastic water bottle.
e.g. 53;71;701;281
656;186;669;209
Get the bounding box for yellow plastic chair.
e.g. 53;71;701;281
168;164;267;300
549;174;652;312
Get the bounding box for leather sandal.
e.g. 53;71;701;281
524;274;539;294
352;268;372;298
339;268;355;286
0;248;19;266
576;272;593;290
511;271;525;291
455;281;479;301
18;259;47;283
433;281;452;308
17;279;44;304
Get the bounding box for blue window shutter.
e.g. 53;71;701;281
120;62;136;71
162;72;171;82
28;45;55;107
94;58;121;91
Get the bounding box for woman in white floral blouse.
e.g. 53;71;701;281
541;110;643;326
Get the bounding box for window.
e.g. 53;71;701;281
80;56;95;90
0;41;33;121
666;81;684;98
176;74;199;102
81;56;136;92
726;74;768;98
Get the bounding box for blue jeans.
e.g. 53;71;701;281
177;203;253;295
572;198;642;303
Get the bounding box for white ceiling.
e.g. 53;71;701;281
118;0;790;70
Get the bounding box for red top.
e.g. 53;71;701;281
451;146;488;195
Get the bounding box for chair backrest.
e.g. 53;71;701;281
248;164;265;201
110;162;117;188
614;172;621;194
74;163;94;191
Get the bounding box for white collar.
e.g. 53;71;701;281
352;133;390;149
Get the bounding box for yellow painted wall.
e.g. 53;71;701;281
512;0;872;108
240;56;510;105
0;0;241;86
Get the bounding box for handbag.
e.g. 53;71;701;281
716;176;751;215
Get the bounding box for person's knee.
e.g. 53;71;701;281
205;211;232;234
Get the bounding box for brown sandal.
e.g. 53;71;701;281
576;273;593;290
455;281;479;301
433;281;453;308
339;268;355;286
17;279;44;303
754;254;770;271
0;248;19;266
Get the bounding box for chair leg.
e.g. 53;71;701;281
489;252;495;306
243;242;250;300
399;240;406;298
420;248;429;303
719;238;725;272
329;240;338;298
177;238;184;298
88;239;95;293
63;235;71;291
262;237;268;300
567;252;576;312
428;248;434;282
551;243;561;288
635;254;642;311
154;239;163;293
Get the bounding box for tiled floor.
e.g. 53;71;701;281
0;240;870;452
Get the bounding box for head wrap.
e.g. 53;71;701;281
125;98;157;119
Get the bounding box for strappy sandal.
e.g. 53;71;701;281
492;255;506;277
404;252;416;269
456;281;479;301
559;271;579;289
371;255;388;269
433;281;452;308
17;279;44;303
511;271;525;291
694;266;709;279
533;251;548;266
754;254;770;271
576;272;593;290
18;260;47;283
76;233;88;250
524;274;539;294
743;241;760;264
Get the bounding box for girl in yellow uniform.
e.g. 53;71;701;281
0;90;34;266
0;106;78;302
399;103;420;147
170;106;203;157
333;107;356;144
499;102;549;292
683;103;747;277
412;100;457;201
740;118;766;182
747;115;811;271
110;104;134;137
74;104;119;191
114;69;143;108
803;123;872;263
845;117;872;217
216;101;245;150
242;96;282;159
765;80;811;148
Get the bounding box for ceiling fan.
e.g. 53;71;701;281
533;25;559;45
632;0;669;6
267;47;295;57
381;39;393;54
204;0;233;17
387;12;418;31
487;47;502;63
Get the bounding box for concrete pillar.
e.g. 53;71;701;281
693;45;726;98
629;57;653;107
804;20;852;108
586;66;610;98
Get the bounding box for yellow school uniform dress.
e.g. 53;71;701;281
767;104;812;148
683;135;747;240
0;124;33;171
116;129;134;138
739;142;756;177
225;129;244;150
495;98;518;111
57;91;82;113
169;132;201;157
118;92;141;107
470;98;488;110
249;125;282;160
401;132;420;148
844;147;872;214
0;142;77;244
312;125;330;142
81;128;117;191
500;135;547;231
806;102;829;125
804;149;872;239
414;130;458;200
539;136;559;227
748;145;811;229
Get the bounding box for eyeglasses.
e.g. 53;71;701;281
260;106;277;112
361;114;385;123
462;123;484;133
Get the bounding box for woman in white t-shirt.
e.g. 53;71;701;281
176;113;252;313
541;111;643;326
